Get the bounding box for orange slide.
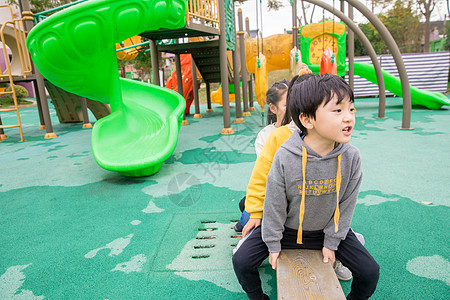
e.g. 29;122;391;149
165;54;201;115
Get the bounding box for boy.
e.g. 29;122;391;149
262;74;379;300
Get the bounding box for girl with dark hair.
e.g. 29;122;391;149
254;80;289;155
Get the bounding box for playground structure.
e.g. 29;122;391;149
1;2;449;299
300;21;346;76
144;0;251;128
0;0;448;177
242;0;449;123
27;0;188;177
165;53;201;116
0;2;98;141
3;0;249;177
0;5;34;142
116;36;142;61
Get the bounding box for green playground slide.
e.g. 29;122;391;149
354;62;450;110
27;0;187;177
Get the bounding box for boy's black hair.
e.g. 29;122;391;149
266;80;289;124
289;74;354;135
282;73;317;126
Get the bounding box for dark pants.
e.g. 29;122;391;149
232;226;379;300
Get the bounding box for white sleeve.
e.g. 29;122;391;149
255;125;275;156
254;130;265;156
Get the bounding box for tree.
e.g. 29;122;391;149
117;48;154;81
133;50;153;79
417;0;438;52
354;22;388;56
7;0;75;13
444;20;450;51
381;0;422;53
354;0;422;55
267;0;283;10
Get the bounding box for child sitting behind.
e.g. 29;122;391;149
255;80;290;156
262;74;379;300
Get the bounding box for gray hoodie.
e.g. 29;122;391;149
262;130;362;252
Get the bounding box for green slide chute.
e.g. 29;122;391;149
354;62;450;110
27;0;187;177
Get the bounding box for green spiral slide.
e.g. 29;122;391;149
354;62;450;110
27;0;187;177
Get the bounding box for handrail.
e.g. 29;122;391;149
0;7;33;78
116;41;150;53
33;0;219;29
186;0;219;27
0;5;34;142
33;0;88;23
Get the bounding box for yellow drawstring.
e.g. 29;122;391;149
297;150;342;244
334;154;342;232
297;146;307;244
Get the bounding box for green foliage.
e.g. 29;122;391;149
381;0;422;53
133;51;152;74
0;97;33;108
267;0;284;10
354;23;387;56
354;0;422;55
117;49;154;81
6;85;29;99
444;21;450;51
7;0;75;13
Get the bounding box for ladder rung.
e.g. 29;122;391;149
0;91;14;95
0;124;20;129
0;74;20;78
0;107;18;112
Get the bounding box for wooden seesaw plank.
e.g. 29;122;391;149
276;249;346;300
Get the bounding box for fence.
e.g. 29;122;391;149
346;51;450;97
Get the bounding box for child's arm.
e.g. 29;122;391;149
269;252;280;270
323;154;362;251
322;247;336;265
242;153;272;237
245;127;292;236
262;152;288;256
245;154;273;220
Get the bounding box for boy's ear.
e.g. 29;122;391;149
268;103;277;115
299;114;313;129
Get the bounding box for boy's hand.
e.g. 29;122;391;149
322;247;335;265
269;252;280;270
242;218;261;237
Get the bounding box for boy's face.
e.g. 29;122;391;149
307;94;355;145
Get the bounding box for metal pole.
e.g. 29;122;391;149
348;3;355;92
305;0;386;119
175;53;188;125
150;40;161;86
205;81;213;112
245;17;250;35
191;57;202;119
245;16;254;113
238;9;250;116
232;2;243;123
345;0;411;129
248;75;254;112
81;97;92;128
292;0;298;48
34;85;45;129
218;0;233;134
19;0;57;138
233;50;244;123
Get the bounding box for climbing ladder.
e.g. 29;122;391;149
0;5;34;142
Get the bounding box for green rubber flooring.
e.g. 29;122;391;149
1;97;449;299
